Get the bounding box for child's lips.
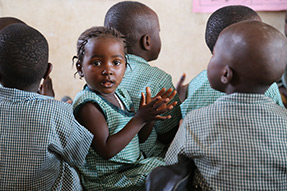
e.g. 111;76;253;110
101;80;114;88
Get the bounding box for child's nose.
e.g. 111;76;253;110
102;65;113;75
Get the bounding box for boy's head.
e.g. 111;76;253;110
104;1;161;62
205;5;261;53
207;21;287;94
0;23;50;91
0;17;25;30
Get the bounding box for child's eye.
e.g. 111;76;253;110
93;61;102;66
113;60;122;66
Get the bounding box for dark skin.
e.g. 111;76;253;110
207;21;287;95
76;36;177;160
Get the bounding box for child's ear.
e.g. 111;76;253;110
141;34;151;51
221;66;233;84
76;62;84;77
43;63;53;79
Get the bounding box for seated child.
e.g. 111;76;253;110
179;5;284;118
165;20;287;190
72;26;177;190
0;23;93;190
104;1;182;158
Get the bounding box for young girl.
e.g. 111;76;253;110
72;26;177;190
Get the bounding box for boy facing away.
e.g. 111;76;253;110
104;1;182;158
165;20;287;190
0;23;93;190
179;5;284;118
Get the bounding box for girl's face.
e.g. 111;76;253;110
78;37;126;95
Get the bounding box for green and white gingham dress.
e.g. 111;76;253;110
73;86;165;191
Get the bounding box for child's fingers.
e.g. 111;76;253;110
160;88;173;99
155;104;174;116
140;92;146;107
166;89;177;100
155;115;172;120
168;101;178;108
176;73;186;91
151;98;169;110
154;88;166;98
146;87;152;104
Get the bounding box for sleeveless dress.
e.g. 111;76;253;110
73;86;165;191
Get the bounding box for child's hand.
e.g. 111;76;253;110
176;73;188;102
38;76;55;97
137;87;177;122
147;87;178;112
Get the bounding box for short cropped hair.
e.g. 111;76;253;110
0;23;49;88
104;1;153;49
205;5;259;53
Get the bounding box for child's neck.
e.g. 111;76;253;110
2;82;40;93
100;92;124;110
225;85;269;95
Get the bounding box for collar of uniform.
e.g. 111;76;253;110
216;92;273;105
126;54;149;70
0;85;53;101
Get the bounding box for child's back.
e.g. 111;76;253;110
104;1;182;158
166;21;287;190
180;5;284;118
0;23;93;190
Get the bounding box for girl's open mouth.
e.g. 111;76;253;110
101;80;114;88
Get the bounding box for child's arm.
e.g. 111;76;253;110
138;87;177;143
76;95;172;160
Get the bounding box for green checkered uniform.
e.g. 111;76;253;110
166;93;287;190
119;54;182;157
181;70;284;118
73;86;165;191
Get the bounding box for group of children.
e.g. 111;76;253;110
1;1;287;191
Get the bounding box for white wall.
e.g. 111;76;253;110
0;0;285;99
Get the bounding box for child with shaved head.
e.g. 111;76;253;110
179;5;284;118
165;21;287;190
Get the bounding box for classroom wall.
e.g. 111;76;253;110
0;0;285;99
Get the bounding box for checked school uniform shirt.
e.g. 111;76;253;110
118;54;182;158
166;93;287;191
181;70;284;118
0;85;93;191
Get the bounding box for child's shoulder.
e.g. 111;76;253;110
73;88;100;110
127;54;170;78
